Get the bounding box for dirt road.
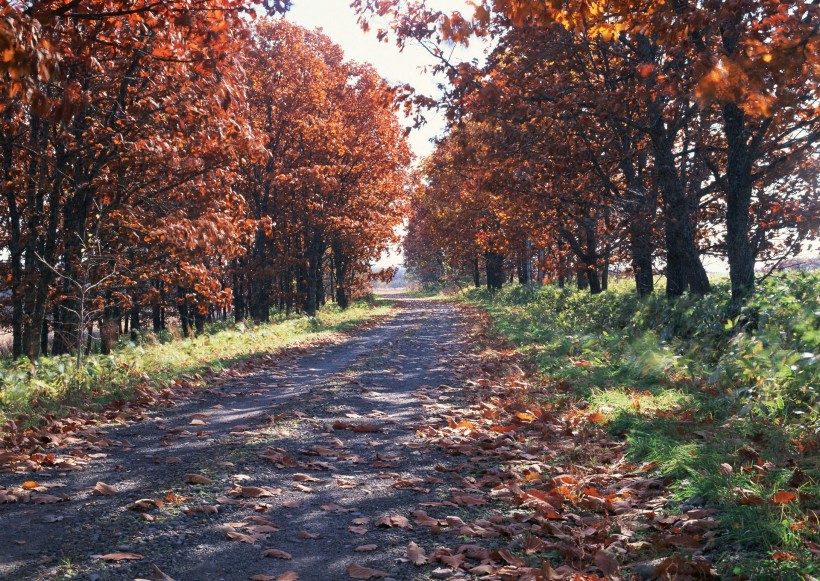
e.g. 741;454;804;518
0;297;474;581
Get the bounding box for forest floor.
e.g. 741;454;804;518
0;294;803;580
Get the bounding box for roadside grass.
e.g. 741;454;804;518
0;297;393;430
461;273;819;578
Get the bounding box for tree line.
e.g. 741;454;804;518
1;1;411;360
357;0;819;302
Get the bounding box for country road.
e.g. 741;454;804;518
0;296;474;581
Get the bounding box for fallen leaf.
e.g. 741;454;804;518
21;481;40;490
771;490;797;505
128;498;162;511
277;573;298;581
293;473;322;483
150;563;175;581
346;563;388;579
185;474;214;485
233;486;280;498
594;549;619;576
407;541;428;566
262;549;293;560
227;531;259;544
93;482;117;496
348;526;368;535
355;545;377;552
351;424;382;433
98;552;144;561
297;530;320;539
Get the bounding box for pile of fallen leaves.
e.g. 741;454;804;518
407;309;721;580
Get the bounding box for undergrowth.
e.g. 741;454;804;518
462;272;819;578
0;297;392;429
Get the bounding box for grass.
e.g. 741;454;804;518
460;273;819;578
0;297;393;430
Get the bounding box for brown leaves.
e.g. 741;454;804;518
97;552;144;561
226;531;265;544
452;493;486;506
374;514;412;529
229;485;281;498
185;474;214;485
346;563;388;579
128;498;164;511
594;549;619;576
333;420;383;433
262;548;293;560
355;544;377;552
92;481;117;496
407;541;428;565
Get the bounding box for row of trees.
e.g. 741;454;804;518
360;0;819;302
1;1;411;360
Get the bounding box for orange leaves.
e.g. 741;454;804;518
771;490;797;505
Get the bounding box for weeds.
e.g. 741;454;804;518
462;272;819;577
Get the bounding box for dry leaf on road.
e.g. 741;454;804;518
346;563;388;579
97;552;144;561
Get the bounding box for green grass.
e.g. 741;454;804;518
0;297;393;429
461;273;819;578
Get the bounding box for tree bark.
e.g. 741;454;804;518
723;101;757;304
485;251;505;291
649;111;711;298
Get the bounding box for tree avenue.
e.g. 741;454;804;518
356;0;819;302
1;1;412;360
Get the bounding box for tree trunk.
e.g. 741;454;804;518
649;113;710;298
576;267;589;290
485;251;504;291
178;287;192;338
129;303;140;341
473;257;481;288
332;238;350;309
303;232;324;316
723;102;756;304
100;305;119;355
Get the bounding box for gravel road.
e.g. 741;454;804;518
0;296;474;581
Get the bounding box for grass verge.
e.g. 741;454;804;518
460;274;819;578
0;297;393;430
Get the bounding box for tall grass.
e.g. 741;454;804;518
462;272;819;577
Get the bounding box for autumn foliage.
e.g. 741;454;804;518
358;0;819;302
0;2;412;360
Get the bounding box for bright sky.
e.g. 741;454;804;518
285;0;485;160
